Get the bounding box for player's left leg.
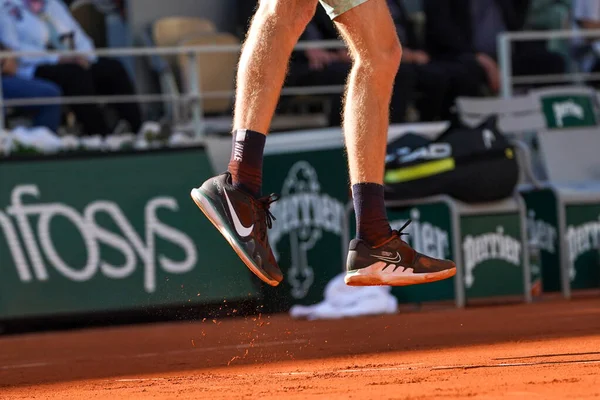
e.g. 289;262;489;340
191;0;319;287
331;0;456;286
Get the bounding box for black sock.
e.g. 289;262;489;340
352;183;392;246
227;129;266;196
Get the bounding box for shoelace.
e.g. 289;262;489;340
257;193;280;230
392;219;412;239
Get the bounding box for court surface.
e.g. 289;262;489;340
1;297;599;399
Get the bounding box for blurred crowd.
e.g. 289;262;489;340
1;0;139;135
284;0;572;126
4;0;600;135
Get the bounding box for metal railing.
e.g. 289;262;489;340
5;29;600;134
497;29;600;98
0;40;347;136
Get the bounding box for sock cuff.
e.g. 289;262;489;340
351;182;385;197
233;129;266;145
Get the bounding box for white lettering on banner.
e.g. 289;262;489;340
390;209;450;261
386;143;452;164
553;100;584;127
0;185;198;293
527;210;557;254
565;216;600;281
269;161;345;300
482;129;495;149
462;227;521;288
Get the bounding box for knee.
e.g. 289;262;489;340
256;0;318;36
355;38;402;78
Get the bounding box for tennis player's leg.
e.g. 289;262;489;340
331;0;456;286
191;0;319;286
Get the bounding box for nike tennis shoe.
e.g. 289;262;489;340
345;221;456;286
191;172;283;286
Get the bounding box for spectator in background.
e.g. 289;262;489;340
287;1;474;125
524;0;572;61
1;42;62;131
424;0;566;95
386;0;482;120
573;0;600;73
62;0;127;18
0;0;141;135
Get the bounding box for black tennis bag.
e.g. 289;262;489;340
384;116;519;204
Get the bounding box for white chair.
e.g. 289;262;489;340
456;86;600;299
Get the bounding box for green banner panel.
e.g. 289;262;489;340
521;189;561;293
565;204;600;290
461;213;525;299
0;149;259;319
262;149;350;311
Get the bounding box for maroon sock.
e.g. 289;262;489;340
227;129;266;196
352;183;392;246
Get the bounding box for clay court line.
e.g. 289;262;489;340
273;364;425;376
1;362;51;370
274;358;600;377
128;339;309;359
431;359;600;370
0;339;308;371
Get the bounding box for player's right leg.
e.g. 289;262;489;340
331;0;456;286
191;0;319;286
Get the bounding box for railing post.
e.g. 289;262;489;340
186;51;204;138
498;33;513;99
0;73;5;132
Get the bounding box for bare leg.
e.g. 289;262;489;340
334;0;402;184
334;0;456;287
233;0;319;133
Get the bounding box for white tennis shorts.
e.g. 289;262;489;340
319;0;370;19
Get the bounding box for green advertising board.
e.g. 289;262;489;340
521;189;561;293
522;188;600;295
0;148;259;320
460;213;525;299
565;204;600;290
262;147;350;312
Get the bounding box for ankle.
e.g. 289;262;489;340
228;129;266;196
352;183;392;246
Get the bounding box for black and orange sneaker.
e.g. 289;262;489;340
191;172;283;286
345;221;456;286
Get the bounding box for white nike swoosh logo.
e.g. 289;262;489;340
372;252;402;263
224;190;254;238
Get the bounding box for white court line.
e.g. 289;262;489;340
0;339;308;371
129;339;308;359
113;378;168;382
1;362;50;370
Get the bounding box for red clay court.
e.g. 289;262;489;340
1;296;599;399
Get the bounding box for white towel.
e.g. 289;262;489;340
290;273;398;320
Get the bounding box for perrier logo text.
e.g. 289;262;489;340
553;99;584;128
462;227;521;288
565;216;600;281
269;161;345;299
